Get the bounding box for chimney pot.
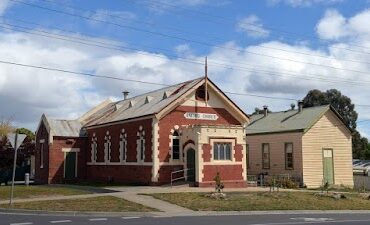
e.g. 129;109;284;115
298;100;303;112
122;91;129;100
263;105;268;117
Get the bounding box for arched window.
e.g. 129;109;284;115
119;129;127;163
172;131;180;160
91;133;97;163
104;131;111;162
195;85;209;101
137;126;145;162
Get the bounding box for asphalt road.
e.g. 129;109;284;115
1;212;370;225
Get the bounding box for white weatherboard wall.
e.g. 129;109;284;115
302;110;353;188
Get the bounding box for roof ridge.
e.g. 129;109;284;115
114;77;204;104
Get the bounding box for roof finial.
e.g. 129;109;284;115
205;57;208;107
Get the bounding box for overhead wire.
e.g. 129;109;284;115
9;0;370;76
2;21;370;87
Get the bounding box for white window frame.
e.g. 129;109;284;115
119;129;127;163
39;139;45;169
137;126;145;163
171;130;181;161
285;142;294;170
91;133;98;163
104;131;111;163
262;143;270;169
213;142;232;161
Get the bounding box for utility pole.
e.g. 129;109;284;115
205;57;208;107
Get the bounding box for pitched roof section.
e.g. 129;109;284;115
83;78;203;127
44;116;85;137
246;105;331;135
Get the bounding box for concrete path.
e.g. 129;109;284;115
115;192;193;213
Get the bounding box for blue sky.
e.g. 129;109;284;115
1;0;370;137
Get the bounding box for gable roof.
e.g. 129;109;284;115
246;105;349;135
82;78;204;127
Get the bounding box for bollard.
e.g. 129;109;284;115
25;173;30;186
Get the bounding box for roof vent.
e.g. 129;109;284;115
162;91;170;100
122;91;129;100
263;105;268;117
115;103;123;110
298;100;303;113
128;100;135;108
145;96;153;104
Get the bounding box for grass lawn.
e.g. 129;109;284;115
149;192;370;211
0;185;92;200
1;196;156;212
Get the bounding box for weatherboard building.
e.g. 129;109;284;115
35;77;250;187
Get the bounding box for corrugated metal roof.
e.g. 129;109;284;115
246;105;330;135
46;118;85;137
83;77;203;127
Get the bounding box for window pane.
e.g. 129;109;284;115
220;144;225;160
225;144;231;160
140;139;144;160
172;138;180;160
122;142;126;160
213;144;219;160
262;144;270;169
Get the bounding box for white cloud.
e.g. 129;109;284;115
237;15;270;38
316;9;370;41
1;8;370;139
267;0;344;7
0;0;11;15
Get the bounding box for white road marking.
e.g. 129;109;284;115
49;220;72;224
291;217;334;222
122;216;140;219
10;223;33;225
248;218;370;225
89;218;108;221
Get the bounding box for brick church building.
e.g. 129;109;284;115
35;77;249;187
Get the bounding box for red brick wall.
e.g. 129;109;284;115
48;137;87;184
234;144;243;162
202;144;212;162
85;118;153;184
86;165;152;185
86;118;153;164
35;122;49;184
158;106;241;163
201;164;245;187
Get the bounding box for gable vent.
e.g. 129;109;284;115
162;91;171;100
128;100;135;108
145;96;153;104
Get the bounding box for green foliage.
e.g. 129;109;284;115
213;172;224;193
302;89;368;159
16;128;35;140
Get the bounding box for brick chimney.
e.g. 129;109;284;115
263;105;268;117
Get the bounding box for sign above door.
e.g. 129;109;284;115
184;112;218;121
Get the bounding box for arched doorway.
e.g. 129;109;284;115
186;148;196;182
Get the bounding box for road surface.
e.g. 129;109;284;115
1;212;370;225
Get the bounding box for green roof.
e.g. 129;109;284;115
246;105;331;135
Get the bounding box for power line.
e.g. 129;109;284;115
10;0;370;76
0;59;300;101
131;0;370;54
35;0;370;65
2;22;370;87
2;59;370;109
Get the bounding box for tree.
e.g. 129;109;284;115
302;89;357;130
16;128;35;141
302;89;366;159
